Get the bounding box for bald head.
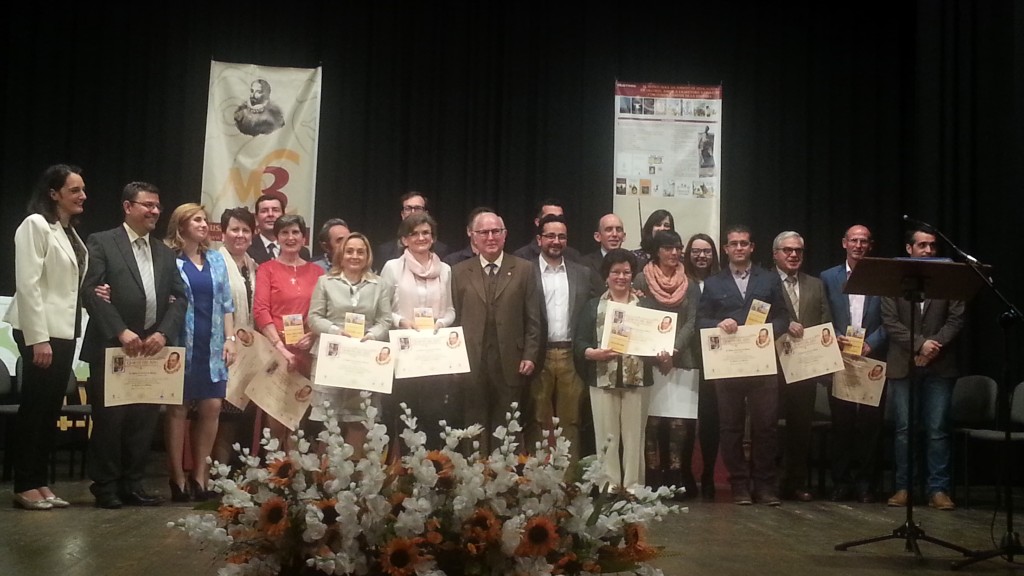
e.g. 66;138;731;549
842;225;873;268
594;213;626;252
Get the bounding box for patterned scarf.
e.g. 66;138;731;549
643;261;689;307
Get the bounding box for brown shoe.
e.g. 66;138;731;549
887;490;908;507
929;491;956;511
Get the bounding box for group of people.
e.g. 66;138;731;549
5;166;965;515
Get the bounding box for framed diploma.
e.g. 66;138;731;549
700;324;778;379
224;328;274;409
832;356;887;407
775;322;844;384
647;368;699;419
314;333;394;394
389;327;471;379
246;351;313;431
598;302;676;357
103;346;185;407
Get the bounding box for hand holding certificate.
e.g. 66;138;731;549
832;356;887;407
775;322;845;383
700;324;777;379
104;346;185;406
314;333;395;394
389;327;471;379
598;302;676;356
246;350;314;431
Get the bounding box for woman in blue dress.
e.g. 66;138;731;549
164;203;236;501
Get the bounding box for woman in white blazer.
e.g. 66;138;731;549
3;164;88;510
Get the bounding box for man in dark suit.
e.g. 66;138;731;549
452;210;542;452
882;227;964;511
821;224;888;503
580;213;627;283
373;192;449;272
771;231;831;502
443;206;492;267
247;194;311;264
523;214;597;461
80;182;188;508
697;224;789;506
512;198;581;263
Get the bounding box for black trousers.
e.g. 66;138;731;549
12;331;77;493
829;392;886;492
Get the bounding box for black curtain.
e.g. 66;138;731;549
2;0;1021;381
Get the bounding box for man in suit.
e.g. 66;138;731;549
882;227;964;511
247;194;311;264
697;224;790;506
580;213;627;281
821;224;888;503
443;206;492;267
312;217;350;272
374;192;449;272
80;182;188;508
524;214;597;461
512;198;581;263
452;210;542;452
771;231;831;502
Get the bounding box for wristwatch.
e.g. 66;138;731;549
226;335;237;342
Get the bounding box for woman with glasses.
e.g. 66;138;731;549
378;212;457;449
633;230;701;498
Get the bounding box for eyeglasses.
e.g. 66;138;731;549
776;247;804;255
690;248;714;256
726;240;751;248
401;205;426;213
539;233;568;241
130;200;162;211
472;228;506;237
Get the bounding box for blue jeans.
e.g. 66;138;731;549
888;374;954;494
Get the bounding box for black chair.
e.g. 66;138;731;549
0;358;21;482
51;372;92;482
956;380;1024;507
949;374;998;506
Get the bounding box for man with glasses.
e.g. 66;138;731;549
697;225;789;506
771;231;831;502
80;182;188;508
247;194;311;264
581;213;627;279
374;192;450;272
452;210;541;451
512;198;581;263
820;225;889;503
526;214;598;461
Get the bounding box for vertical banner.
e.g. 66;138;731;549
201;61;322;240
613;82;722;248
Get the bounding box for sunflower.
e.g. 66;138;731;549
218;504;241;522
515;516;560;557
621;522;658;562
462;507;502;550
316;498;339;525
425;451;455;489
379;537;423;576
266;457;296;487
258;496;289;537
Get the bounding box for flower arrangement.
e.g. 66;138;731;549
170;395;682;576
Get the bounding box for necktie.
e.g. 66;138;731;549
485;263;498;300
785;276;799;321
268;242;277;259
134;237;157;328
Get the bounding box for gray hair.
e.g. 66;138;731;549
772;230;803;251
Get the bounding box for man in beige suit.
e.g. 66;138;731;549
452;209;542;451
772;231;831;502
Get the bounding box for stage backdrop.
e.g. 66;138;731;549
200;61;323;239
614;82;723;249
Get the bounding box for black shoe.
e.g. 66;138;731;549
732;486;753;505
830;485;854;502
700;472;716;501
188;478;217;502
169;481;191;503
119;489;164;507
858;490;878;504
754;489;782;507
680;474;698;501
94;493;123;509
787;488;814;502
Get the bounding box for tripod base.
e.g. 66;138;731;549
952;531;1024;570
836;520;974;559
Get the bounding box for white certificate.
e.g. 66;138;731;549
647;368;699;419
700;324;778;379
598;302;676;357
104;346;185;407
389;327;471;379
832;356;887;407
225;328;274;409
775;322;844;384
314;333;394;394
246;351;313;431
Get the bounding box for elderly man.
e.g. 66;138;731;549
452;210;542;451
771;231;831;502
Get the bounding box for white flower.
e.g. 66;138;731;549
514;556;554;576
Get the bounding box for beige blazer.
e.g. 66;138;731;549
4;213;88;345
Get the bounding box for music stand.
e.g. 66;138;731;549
835;256;985;559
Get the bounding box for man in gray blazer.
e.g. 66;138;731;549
524;214;598;461
452;210;542;452
81;182;187;509
882;227;964;511
771;231;831;502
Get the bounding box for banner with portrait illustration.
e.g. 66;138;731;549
614;82;722;248
201;61;322;240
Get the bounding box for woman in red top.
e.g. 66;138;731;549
252;214;323;443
